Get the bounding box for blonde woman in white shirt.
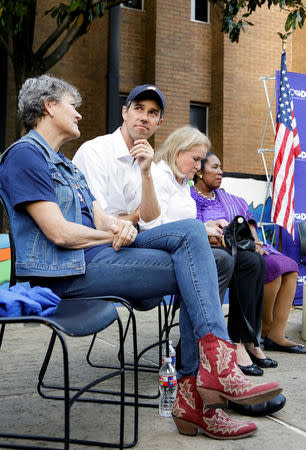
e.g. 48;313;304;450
145;126;235;304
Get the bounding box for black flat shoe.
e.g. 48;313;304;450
263;336;306;354
238;363;264;376
228;393;286;417
246;349;278;368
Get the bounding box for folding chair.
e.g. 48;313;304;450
0;190;137;449
86;294;177;408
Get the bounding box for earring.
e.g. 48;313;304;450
198;174;203;179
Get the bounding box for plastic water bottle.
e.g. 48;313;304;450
162;340;176;368
159;356;177;417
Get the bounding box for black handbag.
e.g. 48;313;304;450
223;215;259;346
223;215;255;260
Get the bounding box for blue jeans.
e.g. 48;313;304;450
211;247;235;303
63;219;230;378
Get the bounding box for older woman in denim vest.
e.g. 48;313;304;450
0;75;282;441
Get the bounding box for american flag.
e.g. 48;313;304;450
271;50;301;238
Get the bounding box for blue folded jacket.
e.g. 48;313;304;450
0;284;61;317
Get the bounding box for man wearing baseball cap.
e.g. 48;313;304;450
73;85;236;303
73;84;165;228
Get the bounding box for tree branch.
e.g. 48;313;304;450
34;0;124;61
0;34;11;56
39;20;84;73
34;14;76;60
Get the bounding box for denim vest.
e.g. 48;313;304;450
0;130;94;277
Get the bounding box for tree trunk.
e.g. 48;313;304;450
12;58;28;139
10;0;36;138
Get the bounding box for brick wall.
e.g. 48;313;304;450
209;5;224;161
120;6;147;91
292;26;306;74
210;8;291;174
4;0;305;173
152;0;212;150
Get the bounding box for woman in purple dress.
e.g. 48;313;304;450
192;151;305;355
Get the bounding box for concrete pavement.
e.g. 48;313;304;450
1;304;306;449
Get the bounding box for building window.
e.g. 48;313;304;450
191;0;209;23
190;103;208;134
122;0;144;10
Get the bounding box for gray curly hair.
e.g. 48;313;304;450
18;74;82;132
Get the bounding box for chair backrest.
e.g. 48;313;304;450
297;221;306;264
0;189;17;287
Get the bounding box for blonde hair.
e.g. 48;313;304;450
154;125;211;179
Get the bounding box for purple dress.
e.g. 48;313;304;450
191;187;298;284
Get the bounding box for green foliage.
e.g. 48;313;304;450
0;0;123;111
210;0;306;42
0;0;32;35
44;0;110;29
0;1;122;46
0;1;124;74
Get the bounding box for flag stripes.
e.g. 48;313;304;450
271;51;301;238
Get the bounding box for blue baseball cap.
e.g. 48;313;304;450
126;84;166;115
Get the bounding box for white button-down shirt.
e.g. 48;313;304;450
73;128;161;226
139;159;196;230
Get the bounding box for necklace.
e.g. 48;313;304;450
193;185;216;200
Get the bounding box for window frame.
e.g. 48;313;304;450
190;102;209;135
121;0;144;11
190;0;210;24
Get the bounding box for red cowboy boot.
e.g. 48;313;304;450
172;376;257;440
196;333;282;408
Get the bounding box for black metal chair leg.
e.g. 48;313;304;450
56;329;70;450
0;324;5;349
88;302;139;445
37;330;57;392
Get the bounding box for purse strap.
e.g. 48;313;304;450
231;272;259;347
230;223;259;347
231;221;238;260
